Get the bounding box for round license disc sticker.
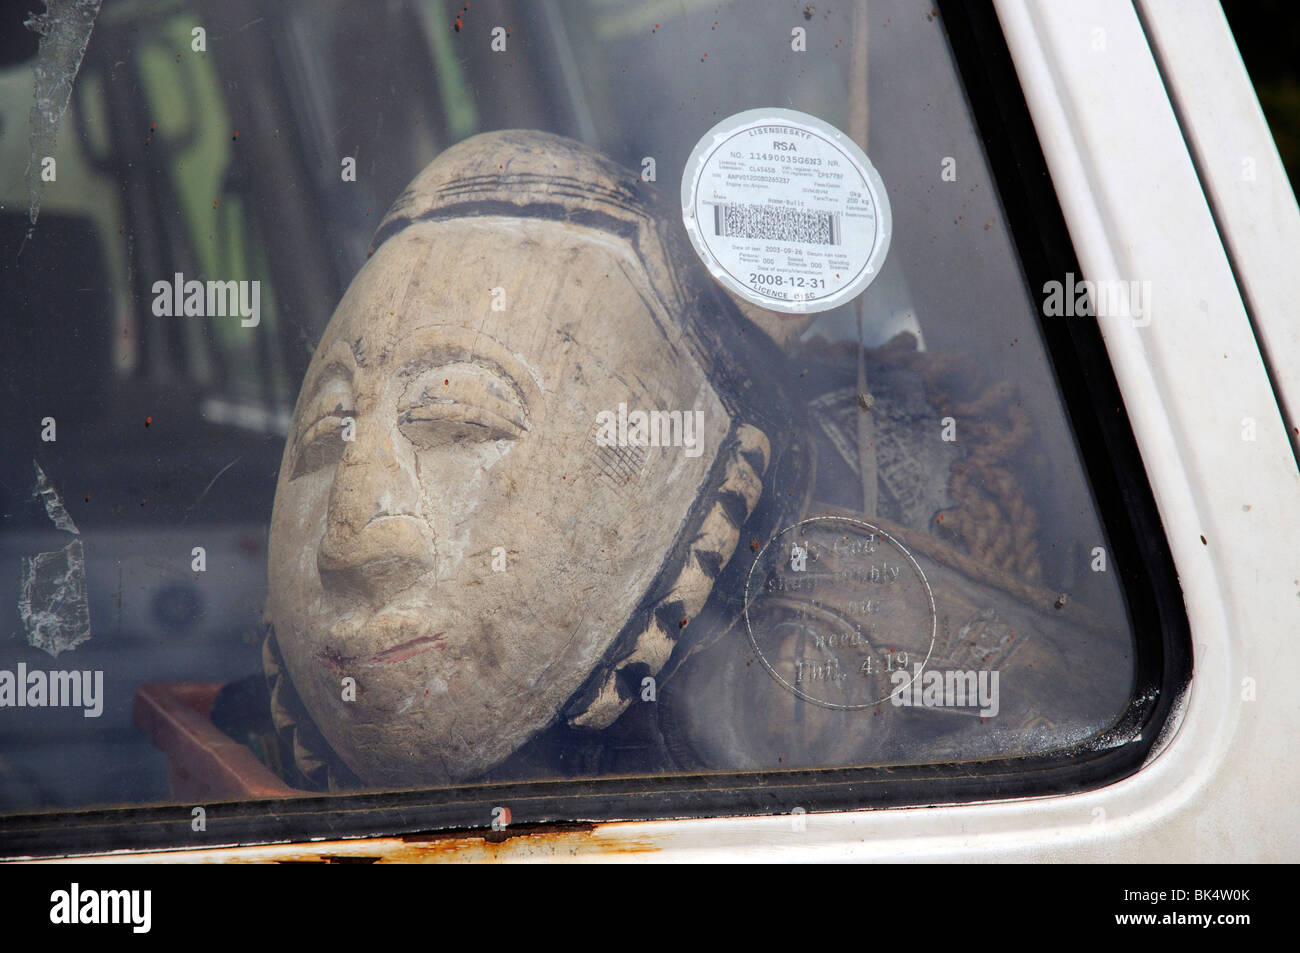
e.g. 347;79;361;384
680;108;891;314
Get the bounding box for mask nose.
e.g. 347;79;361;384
317;420;435;606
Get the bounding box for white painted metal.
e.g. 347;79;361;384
1138;0;1300;460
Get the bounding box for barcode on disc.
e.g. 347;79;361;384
713;203;841;245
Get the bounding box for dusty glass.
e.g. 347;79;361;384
0;0;1135;812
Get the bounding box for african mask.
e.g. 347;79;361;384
266;130;804;787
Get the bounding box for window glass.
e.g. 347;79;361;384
0;0;1136;815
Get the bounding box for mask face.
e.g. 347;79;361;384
268;215;729;785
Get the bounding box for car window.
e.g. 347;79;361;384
0;0;1166;843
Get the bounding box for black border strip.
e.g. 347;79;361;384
0;0;1191;860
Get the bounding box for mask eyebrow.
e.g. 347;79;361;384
309;364;354;409
399;354;527;413
391;326;544;421
299;339;358;405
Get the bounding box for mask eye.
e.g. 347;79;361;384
290;376;355;479
398;363;529;450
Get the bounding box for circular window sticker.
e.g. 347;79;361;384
744;517;936;710
680;108;891;315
